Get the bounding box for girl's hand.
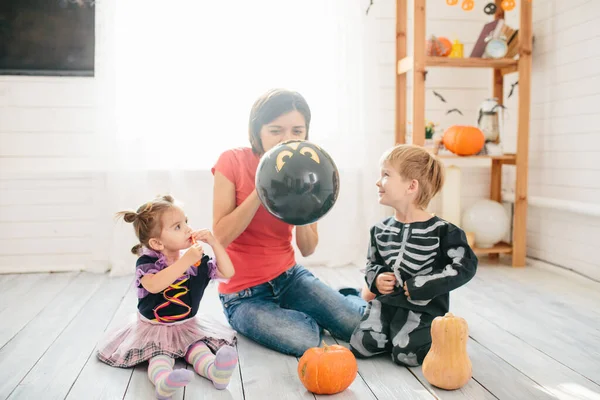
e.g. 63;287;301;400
375;272;396;295
403;282;410;298
192;229;216;247
183;243;204;265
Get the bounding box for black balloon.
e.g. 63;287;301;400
255;140;340;226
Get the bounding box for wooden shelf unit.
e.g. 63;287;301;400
394;0;532;267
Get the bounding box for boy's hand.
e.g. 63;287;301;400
183;243;204;265
403;282;410;298
192;229;216;246
375;272;396;295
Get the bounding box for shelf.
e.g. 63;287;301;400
426;56;518;68
395;0;532;267
437;154;516;168
473;242;512;255
397;56;518;75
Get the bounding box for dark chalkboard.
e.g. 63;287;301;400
0;0;95;76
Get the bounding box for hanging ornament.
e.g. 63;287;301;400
501;0;516;11
462;0;475;11
446;0;459;5
483;2;497;14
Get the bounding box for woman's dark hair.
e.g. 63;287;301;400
248;88;311;154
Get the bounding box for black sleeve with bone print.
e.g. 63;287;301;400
364;225;393;296
363;216;477;304
404;223;478;301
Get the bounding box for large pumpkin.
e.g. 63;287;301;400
422;313;472;390
297;341;357;395
442;125;485;156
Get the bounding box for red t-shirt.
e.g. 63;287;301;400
211;147;296;294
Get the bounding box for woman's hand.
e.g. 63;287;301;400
295;223;318;257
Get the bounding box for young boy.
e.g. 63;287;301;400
349;144;478;366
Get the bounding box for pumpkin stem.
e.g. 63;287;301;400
445;312;454;317
322;340;329;351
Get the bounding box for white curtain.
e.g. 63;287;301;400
100;0;389;276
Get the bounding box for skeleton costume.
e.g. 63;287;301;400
349;216;477;366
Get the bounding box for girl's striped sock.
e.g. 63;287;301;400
147;354;193;399
212;345;238;390
185;341;238;390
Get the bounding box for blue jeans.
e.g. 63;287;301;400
219;264;367;357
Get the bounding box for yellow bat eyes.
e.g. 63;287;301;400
275;146;321;172
276;150;294;172
300;147;320;163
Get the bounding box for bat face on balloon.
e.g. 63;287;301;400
274;141;322;173
255;140;340;226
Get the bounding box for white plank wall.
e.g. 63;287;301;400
0;0;112;274
524;0;600;280
1;0;599;279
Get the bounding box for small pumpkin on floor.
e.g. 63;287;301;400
422;312;472;390
297;341;358;395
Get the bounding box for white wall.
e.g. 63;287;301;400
523;0;600;280
2;1;598;279
0;1;110;273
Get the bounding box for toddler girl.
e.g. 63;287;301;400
97;195;238;399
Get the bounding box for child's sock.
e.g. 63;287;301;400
185;341;238;390
212;346;239;389
148;354;193;400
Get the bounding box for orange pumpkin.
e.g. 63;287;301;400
426;36;451;57
442;125;485;156
437;37;453;57
297;341;357;395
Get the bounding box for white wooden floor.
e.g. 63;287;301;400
1;260;599;400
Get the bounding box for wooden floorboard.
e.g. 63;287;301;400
465;339;554;399
0;272;76;349
2;260;599;400
476;265;600;331
8;275;132;400
0;272;105;399
454;272;600;386
452;298;600;400
64;278;138;400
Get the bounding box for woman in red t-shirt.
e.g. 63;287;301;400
211;88;366;357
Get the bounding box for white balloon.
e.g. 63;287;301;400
462;200;509;248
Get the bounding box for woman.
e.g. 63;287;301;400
211;88;366;357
